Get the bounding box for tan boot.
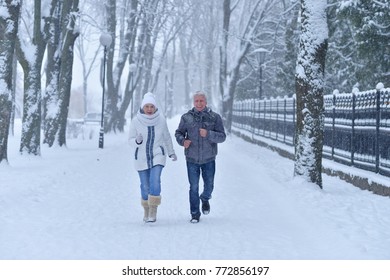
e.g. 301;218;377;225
141;199;149;222
147;195;161;222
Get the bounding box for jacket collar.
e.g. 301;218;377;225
191;106;211;114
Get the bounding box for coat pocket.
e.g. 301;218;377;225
159;146;165;156
135;147;139;160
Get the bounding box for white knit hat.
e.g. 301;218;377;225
141;92;157;108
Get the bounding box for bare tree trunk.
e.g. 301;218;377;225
10;52;18;136
17;0;47;155
222;47;250;132
179;31;192;107
294;0;328;188
43;0;79;147
104;0;118;132
220;0;258;132
57;0;80;146
0;0;21;163
219;0;230;126
204;1;217;103
43;0;62;146
166;42;176;118
139;4;155;97
19;66;43;155
105;0;142;132
116;0;139;131
74;1;102;117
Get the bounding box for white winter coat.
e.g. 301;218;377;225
128;110;175;171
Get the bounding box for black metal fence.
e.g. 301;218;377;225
232;85;390;177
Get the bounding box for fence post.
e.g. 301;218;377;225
263;99;266;136
252;98;255;140
293;95;296;146
375;82;384;173
284;97;287;144
276;98;279;140
332;90;338;160
351;87;358;166
268;97;272;138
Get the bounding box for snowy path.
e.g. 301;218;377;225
1;116;390;260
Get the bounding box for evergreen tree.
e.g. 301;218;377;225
325;0;359;93
277;1;300;97
345;0;390;88
327;0;390;92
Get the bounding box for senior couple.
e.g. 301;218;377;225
128;91;226;223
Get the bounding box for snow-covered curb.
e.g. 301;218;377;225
232;128;390;197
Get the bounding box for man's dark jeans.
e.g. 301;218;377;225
186;160;215;217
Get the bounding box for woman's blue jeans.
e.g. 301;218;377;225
138;165;164;200
186;160;215;217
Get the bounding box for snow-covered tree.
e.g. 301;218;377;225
116;0;139;127
98;0;191;132
276;0;300;97
219;0;280;132
325;1;357;93
103;0;129;132
101;0;152;132
43;0;80;147
16;0;48;155
294;0;328;188
326;0;390;93
176;0;220;108
75;1;105;116
340;0;389;89
0;0;21;163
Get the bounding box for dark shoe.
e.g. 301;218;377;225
190;215;200;223
201;200;210;215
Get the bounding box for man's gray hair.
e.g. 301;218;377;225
193;91;207;101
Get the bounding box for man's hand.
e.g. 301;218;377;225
183;139;192;148
199;128;207;137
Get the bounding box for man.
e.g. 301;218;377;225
175;91;226;223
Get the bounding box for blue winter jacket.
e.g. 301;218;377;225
175;107;226;164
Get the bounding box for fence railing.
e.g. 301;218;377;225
232;84;390;177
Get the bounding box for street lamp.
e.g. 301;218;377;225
98;32;112;149
253;48;268;100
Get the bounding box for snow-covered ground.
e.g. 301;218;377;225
1;116;390;261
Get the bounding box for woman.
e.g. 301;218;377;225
128;92;177;222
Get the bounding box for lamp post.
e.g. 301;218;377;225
98;32;112;149
251;48;268;100
257;51;265;100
